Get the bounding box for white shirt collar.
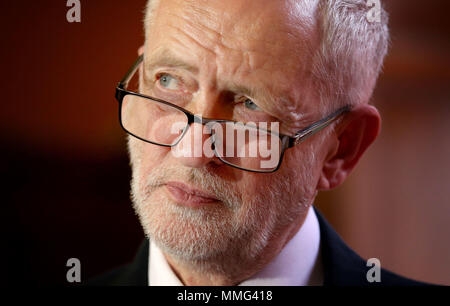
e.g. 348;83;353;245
148;205;323;286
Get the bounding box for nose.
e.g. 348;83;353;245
171;121;221;169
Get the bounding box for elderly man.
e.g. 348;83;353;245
89;0;425;286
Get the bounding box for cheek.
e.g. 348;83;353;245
133;141;171;177
281;144;323;192
238;175;276;208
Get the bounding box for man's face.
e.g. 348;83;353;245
130;0;326;263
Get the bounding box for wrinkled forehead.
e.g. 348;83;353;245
147;0;318;59
145;0;320;123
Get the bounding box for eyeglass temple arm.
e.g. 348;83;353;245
290;105;351;146
118;54;144;89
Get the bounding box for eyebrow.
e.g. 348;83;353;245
227;82;269;105
144;48;199;75
143;48;282;112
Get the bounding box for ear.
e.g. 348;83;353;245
138;45;144;56
317;104;381;190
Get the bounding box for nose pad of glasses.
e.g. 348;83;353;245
210;134;216;151
205;124;216;153
169;124;190;147
207;122;224;152
171;121;215;158
208;131;226;167
204;123;225;164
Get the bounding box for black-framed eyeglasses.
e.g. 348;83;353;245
115;55;350;173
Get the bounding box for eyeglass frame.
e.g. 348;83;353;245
115;54;351;173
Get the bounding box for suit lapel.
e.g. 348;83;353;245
314;206;375;286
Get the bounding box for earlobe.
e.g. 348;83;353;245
317;173;330;190
317;104;381;191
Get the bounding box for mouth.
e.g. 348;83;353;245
164;181;219;207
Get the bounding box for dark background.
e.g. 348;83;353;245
2;0;450;286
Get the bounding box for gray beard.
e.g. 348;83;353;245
127;138;315;276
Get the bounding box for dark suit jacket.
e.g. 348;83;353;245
86;207;429;286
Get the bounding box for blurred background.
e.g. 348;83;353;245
2;0;449;286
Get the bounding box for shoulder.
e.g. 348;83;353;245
84;209;436;286
314;207;434;286
83;239;149;286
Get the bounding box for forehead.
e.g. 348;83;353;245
149;0;315;56
146;0;319;123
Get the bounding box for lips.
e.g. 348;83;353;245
165;181;219;207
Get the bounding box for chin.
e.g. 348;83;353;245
134;188;236;259
133;187;274;263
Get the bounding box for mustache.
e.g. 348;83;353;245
142;165;240;209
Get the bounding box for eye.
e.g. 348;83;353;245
243;98;262;111
158;73;179;90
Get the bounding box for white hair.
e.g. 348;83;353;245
143;0;389;114
312;0;389;113
143;0;159;41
